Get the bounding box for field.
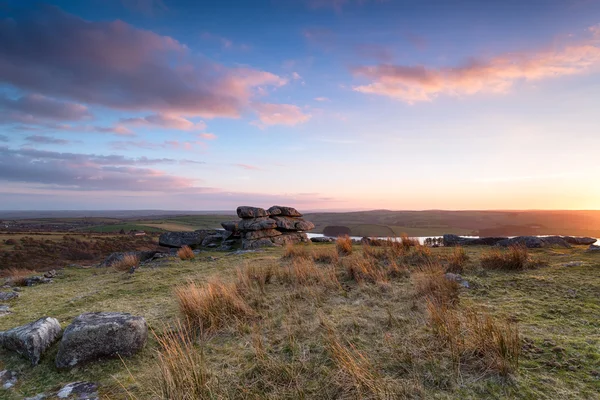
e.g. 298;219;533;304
0;242;598;399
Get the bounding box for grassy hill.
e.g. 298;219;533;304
1;243;599;399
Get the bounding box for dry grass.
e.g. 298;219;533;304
446;246;469;273
404;244;434;266
152;321;214;399
177;245;195;261
312;246;340;264
400;233;419;249
278;258;340;289
481;245;529;271
426;299;520;377
412;263;460;306
174;278;255;332
282;243;311;260
236;263;275;294
336;235;353;256
2;267;35;286
112;253;140;272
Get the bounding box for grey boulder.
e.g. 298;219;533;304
56;382;99;399
244;229;282;240
221;221;239;232
0;370;18;389
56;312;147;369
587;244;600;252
496;236;571;248
0;291;19;301
238;217;277;231
242;238;277;250
237;206;269;218
270;216;315;231
563;236;597;245
0;317;62;365
271;232;310;246
267;206;303;217
443;234;508;247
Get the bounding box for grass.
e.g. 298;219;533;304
1;267;36;286
446;246;469;273
0;244;599;399
177;245;195;260
481;245;530;270
336;235;353;255
282;243;311;260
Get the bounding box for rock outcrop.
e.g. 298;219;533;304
563;236;597;245
496;236;571;248
587;244;600;252
158;230;222;248
443;234;508;247
56;312;147;369
443;234;593;248
235;206;314;250
0;317;62;365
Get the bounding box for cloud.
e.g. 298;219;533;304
252;103;311;127
314;97;330;102
234;163;261;170
353;29;600;103
355;44;394;62
110;140;207;151
0;93;91;124
0;134;8;142
0;6;286;119
24;135;70;145
121;0;167;16
120;113;207;131
0;145;194;191
306;0;385;12
198;133;217;140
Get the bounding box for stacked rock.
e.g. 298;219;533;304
222;206;315;250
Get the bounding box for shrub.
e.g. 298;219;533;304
481;245;529;271
446;247;469;273
336;236;353;256
152;321;213;399
3;267;34;286
412;263;460;306
312;247;339;264
112;254;139;272
282;244;311;260
177;245;195;260
4;239;17;246
175;279;255;332
426;299;520;377
400;233;419;249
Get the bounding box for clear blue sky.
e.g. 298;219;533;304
1;0;599;210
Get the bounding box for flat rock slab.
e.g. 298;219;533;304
0;291;19;301
56;382;99;399
56;312;147;369
1;370;18;389
563;236;597;245
238;217;277;231
0;317;62;365
237;206;268;218
267;205;303;217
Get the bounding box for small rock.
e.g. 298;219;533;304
562;261;584;267
0;317;62;365
0;305;11;317
44;270;57;278
24;276;53;286
25;394;48;400
13;287;21;292
587;244;600;252
0;370;18;389
56;382;99;400
0;291;19;301
311;237;335;243
56;312;147;369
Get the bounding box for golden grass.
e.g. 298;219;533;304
336;235;353;256
174;278;255;332
152;321;214;399
412;263;460;306
2;267;35;286
426;299;520;377
236;263;275;294
312;246;339;264
400;233;419;249
282;243;311;260
278;258;340;289
481;245;529;271
112;253;140;272
177;245;195;261
446;246;469;273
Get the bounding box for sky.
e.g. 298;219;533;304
1;0;599;211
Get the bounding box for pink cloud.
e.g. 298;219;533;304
111;140;206;151
252;103;311;127
314;97;330;102
234;163;261;170
0;7;286;119
0;94;91;123
198;133;217;140
353;30;600;103
120;113;207;131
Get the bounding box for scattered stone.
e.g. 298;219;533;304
0;317;62;365
44;270;57;278
0;370;17;389
496;236;571;248
444;272;470;288
587;244;600;252
12;287;21;292
23;276;53;286
56;312;147;369
0;305;11;317
562;261;584;267
237;206;269;218
158;230;219;248
563;236;597;245
0;291;18;301
56;382;99;400
98;251;161;268
311;236;335;243
267;205;303;217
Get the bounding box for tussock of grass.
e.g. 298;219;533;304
426;299;520;377
446;246;469;273
278;258;340;288
404;244;434;266
400;233;419;249
336;235;353;256
342;252;407;285
113;253;139;271
2;267;35;286
282;243;311;260
312;246;339;264
236;263;275;294
177;245;195;261
412;263;460;306
152;321;214;399
481;245;529;271
174;278;255;332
